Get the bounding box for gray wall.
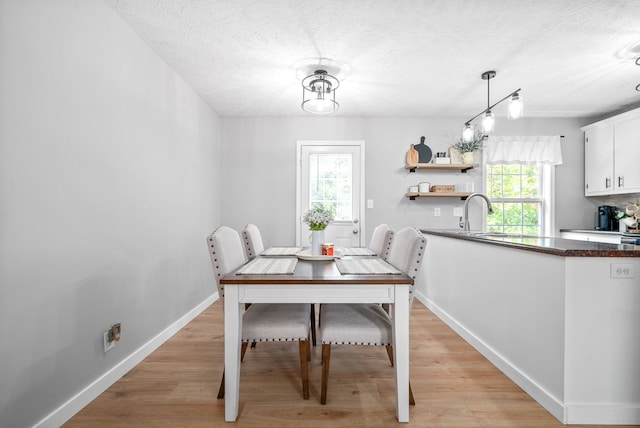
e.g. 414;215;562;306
0;1;222;427
222;116;594;245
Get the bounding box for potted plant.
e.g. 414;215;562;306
303;205;334;255
453;129;485;164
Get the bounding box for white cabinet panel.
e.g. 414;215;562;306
614;116;640;194
584;126;614;195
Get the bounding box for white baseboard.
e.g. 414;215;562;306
34;293;219;428
565;403;640;425
414;292;566;423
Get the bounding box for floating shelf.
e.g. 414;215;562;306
405;163;475;173
405;192;473;201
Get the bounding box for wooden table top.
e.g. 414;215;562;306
220;257;413;285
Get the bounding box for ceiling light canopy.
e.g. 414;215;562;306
462;70;523;142
301;69;340;114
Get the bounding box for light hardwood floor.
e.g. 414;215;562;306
63;302;633;427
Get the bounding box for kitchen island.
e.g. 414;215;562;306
415;230;640;425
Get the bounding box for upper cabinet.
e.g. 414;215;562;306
583;108;640;196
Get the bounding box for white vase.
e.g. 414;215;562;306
310;230;325;255
462;151;475;165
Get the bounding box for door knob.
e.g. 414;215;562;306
353;229;359;234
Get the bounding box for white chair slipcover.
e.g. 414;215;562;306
207;226;311;400
319;227;426;405
368;223;393;260
242;223;265;260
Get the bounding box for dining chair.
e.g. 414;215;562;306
368;223;393;260
318;227;426;405
242;223;265;260
207;226;311;400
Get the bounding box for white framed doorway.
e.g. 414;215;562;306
296;140;365;248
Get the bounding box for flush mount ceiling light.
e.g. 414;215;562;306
301;69;340;114
462;70;523;142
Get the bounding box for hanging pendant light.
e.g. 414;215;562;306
461;70;522;141
301;69;339;114
508;93;523;119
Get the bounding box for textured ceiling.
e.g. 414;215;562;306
104;0;640;119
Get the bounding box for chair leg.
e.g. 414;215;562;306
409;381;416;406
298;340;310;399
385;345;394;366
240;341;249;362
321;344;331;404
217;370;225;399
310;304;317;346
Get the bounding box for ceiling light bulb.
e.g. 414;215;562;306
481;110;495;133
508;93;523;120
462;124;474;142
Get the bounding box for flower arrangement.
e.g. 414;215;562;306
453;129;485;153
303;206;334;231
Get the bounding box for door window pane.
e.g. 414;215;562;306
309;154;353;221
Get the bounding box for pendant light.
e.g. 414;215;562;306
462;70;522;140
301;69;339;114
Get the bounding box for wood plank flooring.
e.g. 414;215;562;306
63;302;633;427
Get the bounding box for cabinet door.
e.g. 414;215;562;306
584;126;614;195
614;116;640;194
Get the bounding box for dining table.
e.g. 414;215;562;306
219;249;414;422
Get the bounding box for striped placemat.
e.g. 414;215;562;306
261;247;302;256
236;257;298;275
335;258;401;275
338;247;377;256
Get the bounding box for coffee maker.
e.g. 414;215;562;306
597;205;618;231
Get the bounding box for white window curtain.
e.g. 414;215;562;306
485;135;563;165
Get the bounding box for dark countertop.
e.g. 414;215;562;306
420;229;640;257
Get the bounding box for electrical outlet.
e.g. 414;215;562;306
453;207;463;216
434;207;441;217
610;263;634;279
104;331;115;352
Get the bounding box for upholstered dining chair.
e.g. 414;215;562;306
368;223;393;260
241;223;318;346
207;226;311;400
318;227;426;405
242;223;265;260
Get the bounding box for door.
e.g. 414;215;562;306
296;141;365;248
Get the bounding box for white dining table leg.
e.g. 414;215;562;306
392;285;410;423
224;285;242;422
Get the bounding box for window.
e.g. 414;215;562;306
309;153;353;221
485;164;553;236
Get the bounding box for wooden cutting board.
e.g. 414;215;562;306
414;136;432;164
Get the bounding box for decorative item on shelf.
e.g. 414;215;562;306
418;182;431;192
461;70;523;142
414;136;432;164
303;206;335;255
406;144;419;166
452;128;484;164
430;185;455;193
449;146;463;164
434;152;451;164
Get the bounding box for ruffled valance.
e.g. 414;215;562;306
485;135;563;165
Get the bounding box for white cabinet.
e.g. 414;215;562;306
583;109;640;196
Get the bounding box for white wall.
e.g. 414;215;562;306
222;116;592;245
0;1;222;427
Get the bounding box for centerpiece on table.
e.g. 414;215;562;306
452;128;485;164
303;206;334;255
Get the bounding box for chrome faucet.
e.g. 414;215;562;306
459;192;494;232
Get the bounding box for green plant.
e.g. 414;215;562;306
453;129;485;153
303;206;334;230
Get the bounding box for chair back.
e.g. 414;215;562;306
242;223;265;260
207;226;247;298
368;223;393;260
386;227;426;307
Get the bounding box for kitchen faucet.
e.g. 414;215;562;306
459;193;494;232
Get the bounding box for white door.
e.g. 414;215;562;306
296;141;365;248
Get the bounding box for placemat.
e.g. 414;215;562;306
236;257;298;275
335;258;401;275
338;247;377;256
261;247;302;256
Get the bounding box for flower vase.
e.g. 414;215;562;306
310;230;325;255
462;152;475;165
